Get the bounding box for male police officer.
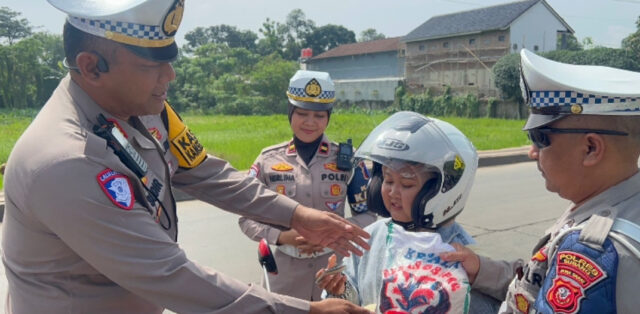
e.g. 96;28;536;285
1;1;371;313
442;49;640;313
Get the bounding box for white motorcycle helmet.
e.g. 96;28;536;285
354;111;478;229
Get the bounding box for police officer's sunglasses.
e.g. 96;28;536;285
527;127;629;149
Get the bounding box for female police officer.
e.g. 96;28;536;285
239;70;376;300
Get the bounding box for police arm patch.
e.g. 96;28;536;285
248;164;260;177
97;168;135;210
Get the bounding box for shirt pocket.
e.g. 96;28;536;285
321;181;347;199
270;181;296;198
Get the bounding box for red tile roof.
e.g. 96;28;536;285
310;37;401;60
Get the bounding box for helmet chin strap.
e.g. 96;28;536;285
391;218;437;232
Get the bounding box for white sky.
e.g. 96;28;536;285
3;0;639;48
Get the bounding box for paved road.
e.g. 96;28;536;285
0;160;570;311
173;160;567;286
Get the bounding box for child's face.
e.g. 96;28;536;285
381;165;435;223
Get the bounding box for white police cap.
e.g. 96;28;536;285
286;70;336;111
48;0;184;62
521;49;640;130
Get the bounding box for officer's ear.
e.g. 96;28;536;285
582;133;605;167
74;52;106;84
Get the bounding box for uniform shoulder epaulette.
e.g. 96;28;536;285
260;141;290;156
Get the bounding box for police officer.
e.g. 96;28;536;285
442;49;640;313
1;1;372;313
239;70;377;301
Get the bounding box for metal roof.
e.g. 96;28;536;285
404;0;557;42
309;37;401;60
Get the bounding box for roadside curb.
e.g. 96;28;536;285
0;145;534;215
477;145;532;168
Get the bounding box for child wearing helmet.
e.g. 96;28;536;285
238;70;376;301
316;111;479;313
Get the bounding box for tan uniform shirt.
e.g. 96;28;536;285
473;172;640;313
239;137;376;300
1;75;309;314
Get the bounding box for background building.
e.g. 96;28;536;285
304;37;405;106
403;0;573;97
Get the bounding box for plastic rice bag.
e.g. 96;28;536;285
378;223;470;314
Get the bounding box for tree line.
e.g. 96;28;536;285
1;5;639;116
0;7;385;113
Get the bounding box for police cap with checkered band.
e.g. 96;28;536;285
48;0;184;62
286;70;336;111
521;49;640;130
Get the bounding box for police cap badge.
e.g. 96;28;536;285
286;70;336;111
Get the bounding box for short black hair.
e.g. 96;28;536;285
63;22;116;66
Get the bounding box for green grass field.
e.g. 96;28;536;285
0;111;530;190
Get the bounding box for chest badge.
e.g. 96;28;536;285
97;168;135;210
325;201;343;211
272;162;294;172
514;293;530;313
324;162;340;172
531;246;548;262
330;184;342;196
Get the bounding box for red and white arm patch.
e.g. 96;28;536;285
97;168;135;210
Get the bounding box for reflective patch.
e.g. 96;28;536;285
97;168;134;210
148;127;162;141
330;184;341;196
531;246;548;262
547;277;583;313
170;126;205;168
515;293;530;313
248;164;260;178
276;185;286;195
323;162;340;172
325;201;343;211
271;162;293;172
165;103;206;169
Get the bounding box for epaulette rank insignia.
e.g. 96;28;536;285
319;142;329;155
287;142;296;155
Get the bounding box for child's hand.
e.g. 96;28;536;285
315;254;347;295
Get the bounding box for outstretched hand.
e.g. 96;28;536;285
290;205;370;257
439;243;480;284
